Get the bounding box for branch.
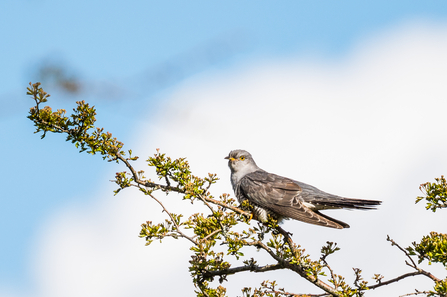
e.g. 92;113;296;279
283;261;339;296
368;272;423;290
203;263;283;278
202;195;251;217
276;226;340;296
321;257;336;290
116;152;251;220
116;153;184;193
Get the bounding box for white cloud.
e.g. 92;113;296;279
16;21;447;297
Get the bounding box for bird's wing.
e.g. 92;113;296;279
239;171;348;229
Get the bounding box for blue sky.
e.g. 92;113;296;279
1;1;447;296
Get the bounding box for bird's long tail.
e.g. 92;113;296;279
316;197;381;210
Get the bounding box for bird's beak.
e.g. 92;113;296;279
224;156;235;161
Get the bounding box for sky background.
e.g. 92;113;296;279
1;1;447;296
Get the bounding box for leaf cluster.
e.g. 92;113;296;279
407;232;447;267
416;176;447;212
27;82;123;159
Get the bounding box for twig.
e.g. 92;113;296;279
197;194;217;214
321;257;337;290
164;175;171;187
116;154;183;192
246;240;283;262
368;272;422;290
264;290;328;297
387;235;417;268
276;225;298;258
399;289;432;297
147;192;197;246
197;193;233;240
203;196;251;217
387;236;441;283
200;229;222;242
368;236;442;291
261;279;330;297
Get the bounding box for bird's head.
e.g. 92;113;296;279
225;149;258;174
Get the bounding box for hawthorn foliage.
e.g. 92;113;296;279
27;82;446;297
417;176;447;213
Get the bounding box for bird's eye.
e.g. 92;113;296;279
240;156;246;161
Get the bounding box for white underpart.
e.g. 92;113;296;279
230;160;259;188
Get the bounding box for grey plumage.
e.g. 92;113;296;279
225;149;381;229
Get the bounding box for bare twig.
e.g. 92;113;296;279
368;236;442;292
321;257;337;290
387;235;418;268
387;236;441;283
197;194;217;214
264;290;328;297
399;289;432;297
368;272;422;290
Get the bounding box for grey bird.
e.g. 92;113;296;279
225;149;381;229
